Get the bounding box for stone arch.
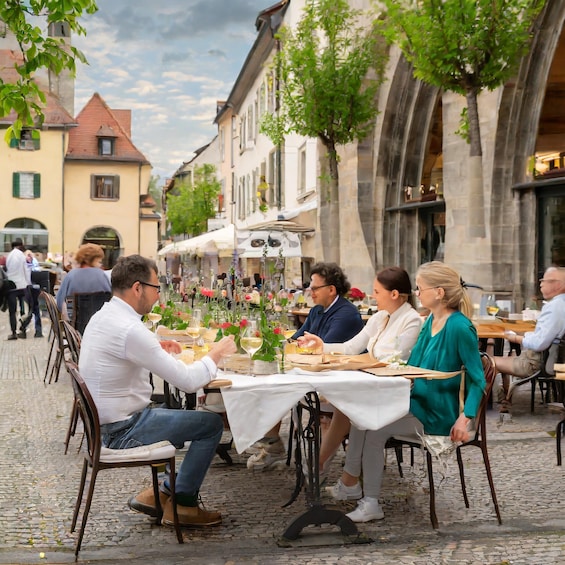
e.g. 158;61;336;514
373;49;441;274
492;2;565;300
81;226;123;269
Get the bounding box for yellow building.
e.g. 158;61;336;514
0;62;158;265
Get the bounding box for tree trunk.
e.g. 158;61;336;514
466;90;486;238
318;139;341;263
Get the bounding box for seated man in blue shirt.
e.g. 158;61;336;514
248;262;364;469
495;266;565;412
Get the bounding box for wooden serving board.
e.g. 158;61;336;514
286;352;387;372
363;365;461;379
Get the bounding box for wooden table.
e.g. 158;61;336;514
474;319;536;356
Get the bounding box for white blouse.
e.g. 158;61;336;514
322;302;422;362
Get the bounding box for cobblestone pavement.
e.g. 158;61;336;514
2;319;565;564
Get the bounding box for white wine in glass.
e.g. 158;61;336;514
241;321;263;375
186;309;202;341
147;312;162;331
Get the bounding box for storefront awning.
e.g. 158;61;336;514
238;230;302;258
158;224;236;257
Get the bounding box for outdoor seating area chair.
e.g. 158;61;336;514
41;291;67;384
388;352;502;529
61;320;82;454
506;336;565;413
68;291;111;335
66;361;183;557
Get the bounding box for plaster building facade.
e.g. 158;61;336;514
0;22;158;266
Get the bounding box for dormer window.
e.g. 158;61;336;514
99;138;114;156
96;125;117;157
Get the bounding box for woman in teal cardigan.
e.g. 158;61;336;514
327;261;485;523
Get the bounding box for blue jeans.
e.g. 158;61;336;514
101;407;223;496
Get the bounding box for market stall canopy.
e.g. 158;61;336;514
158;224;236;257
238;230;302;258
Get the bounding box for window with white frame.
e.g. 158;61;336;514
247;105;254;143
268;150;277;204
91;175;120;200
267;72;275;113
239;114;246;152
13;172;40;199
298;144;307;195
259;83;266;117
219;126;225;162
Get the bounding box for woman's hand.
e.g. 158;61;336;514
450;413;471;443
297;331;323;352
160;340;182;354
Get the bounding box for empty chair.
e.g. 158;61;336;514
41;291;67;384
61;320;82;454
66;361;183;557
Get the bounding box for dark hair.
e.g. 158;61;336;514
376;266;415;307
376;267;412;295
310;262;351;296
111;255;158;292
11;238;23;249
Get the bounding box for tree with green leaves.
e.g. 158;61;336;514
0;0;98;143
166;164;221;237
380;0;543;237
148;175;163;213
260;0;387;262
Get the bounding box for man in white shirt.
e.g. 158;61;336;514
496;266;565;411
5;239;30;340
79;254;236;527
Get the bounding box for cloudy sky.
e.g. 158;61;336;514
73;0;269;184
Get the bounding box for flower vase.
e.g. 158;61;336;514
253;359;279;375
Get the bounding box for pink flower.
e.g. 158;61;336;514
274;326;282;335
220;322;233;330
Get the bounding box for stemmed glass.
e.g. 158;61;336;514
485;294;499;318
185;308;202;343
240;320;263;375
146;312;162;332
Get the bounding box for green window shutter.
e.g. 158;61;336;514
12;173;19;197
33;138;40;150
9;137;18;148
33;174;41;198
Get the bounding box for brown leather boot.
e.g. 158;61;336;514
162;498;221;527
128;486;169;518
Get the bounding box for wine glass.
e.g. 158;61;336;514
186;308;202;343
146;312;162;332
240;320;263;375
485;294;499;318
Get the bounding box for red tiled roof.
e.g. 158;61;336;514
66;92;149;164
0;49;76;127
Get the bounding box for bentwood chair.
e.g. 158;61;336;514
66;362;183;556
388;352;502;529
61;320;83;454
68;291;112;335
41;291;67;384
506;336;565;413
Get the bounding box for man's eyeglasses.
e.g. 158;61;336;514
539;278;561;284
310;284;332;292
137;280;161;292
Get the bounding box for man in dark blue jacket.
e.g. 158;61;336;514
292;262;364;343
247;262;364;470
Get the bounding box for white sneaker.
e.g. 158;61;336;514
325;479;362;501
245;436;284;455
346;497;384;522
246;443;286;470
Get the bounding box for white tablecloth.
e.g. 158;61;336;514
219;369;411;453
